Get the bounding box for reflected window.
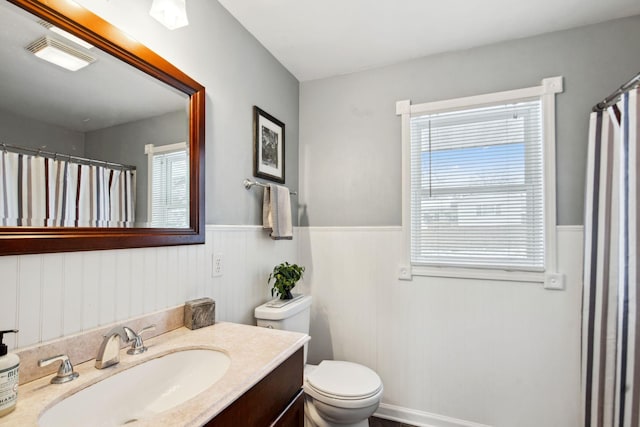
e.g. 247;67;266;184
145;142;188;227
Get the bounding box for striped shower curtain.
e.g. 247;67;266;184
582;87;639;426
0;153;135;227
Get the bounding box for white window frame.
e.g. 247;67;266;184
145;141;188;227
396;77;563;284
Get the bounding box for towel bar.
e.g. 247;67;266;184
243;178;297;195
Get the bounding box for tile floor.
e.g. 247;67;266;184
369;416;416;427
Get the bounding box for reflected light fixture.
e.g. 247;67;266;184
26;36;96;71
149;0;189;30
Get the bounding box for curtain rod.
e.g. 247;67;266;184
593;71;640;112
0;142;136;171
243;178;297;195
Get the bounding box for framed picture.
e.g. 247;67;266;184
253;106;285;183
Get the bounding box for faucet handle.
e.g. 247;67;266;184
38;354;79;384
127;324;156;355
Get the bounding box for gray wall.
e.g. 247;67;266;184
299;15;640;227
181;1;300;226
0;107;84;156
85;110;187;225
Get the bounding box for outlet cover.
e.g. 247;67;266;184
212;253;223;277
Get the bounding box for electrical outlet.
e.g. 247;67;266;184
212;253;223;277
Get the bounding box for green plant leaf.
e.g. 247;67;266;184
268;262;305;299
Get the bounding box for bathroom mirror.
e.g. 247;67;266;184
0;0;205;255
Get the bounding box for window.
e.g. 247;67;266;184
397;77;562;282
145;142;189;228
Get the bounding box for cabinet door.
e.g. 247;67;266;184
271;390;304;427
205;347;303;426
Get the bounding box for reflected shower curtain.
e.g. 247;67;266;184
0;153;135;227
582;88;639;426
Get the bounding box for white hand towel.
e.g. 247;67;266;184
262;184;293;240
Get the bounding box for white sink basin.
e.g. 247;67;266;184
39;349;231;427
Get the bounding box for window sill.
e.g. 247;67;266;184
403;264;547;284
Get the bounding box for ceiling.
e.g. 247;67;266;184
217;0;640;82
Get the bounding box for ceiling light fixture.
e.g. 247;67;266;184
26;36;96;71
149;0;189;30
37;20;94;50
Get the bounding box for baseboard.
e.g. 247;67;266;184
374;403;492;427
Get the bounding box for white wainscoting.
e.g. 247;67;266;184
1;224;583;427
0;225;297;351
298;226;583;427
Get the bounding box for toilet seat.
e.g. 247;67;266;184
304;361;383;409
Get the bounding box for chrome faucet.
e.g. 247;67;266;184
95;324;156;369
95;326;137;369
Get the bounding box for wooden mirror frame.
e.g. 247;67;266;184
1;0;205;255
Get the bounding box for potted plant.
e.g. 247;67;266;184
268;262;305;300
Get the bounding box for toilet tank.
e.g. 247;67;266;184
254;295;312;335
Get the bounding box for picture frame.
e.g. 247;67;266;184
253;106;285;183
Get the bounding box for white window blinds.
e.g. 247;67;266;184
146;143;189;228
409;100;544;270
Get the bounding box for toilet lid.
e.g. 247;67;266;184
306;360;382;399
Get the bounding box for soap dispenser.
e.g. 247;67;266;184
0;330;19;418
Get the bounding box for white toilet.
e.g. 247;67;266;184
255;295;383;427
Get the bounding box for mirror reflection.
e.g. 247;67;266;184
0;1;190;228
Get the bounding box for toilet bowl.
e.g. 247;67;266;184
255;295;383;427
304;362;383;427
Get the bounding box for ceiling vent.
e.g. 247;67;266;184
26;36;96;71
36;20;94;50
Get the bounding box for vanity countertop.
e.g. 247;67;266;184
0;322;308;426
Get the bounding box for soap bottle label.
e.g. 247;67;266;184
0;364;19;411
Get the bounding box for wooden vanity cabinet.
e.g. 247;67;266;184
205;347;304;426
271;390;304;427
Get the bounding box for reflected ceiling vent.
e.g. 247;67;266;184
26;36;96;71
37;20;94;49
